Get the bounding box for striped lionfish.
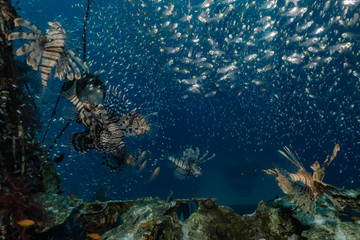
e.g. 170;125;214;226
264;144;340;215
8;18;89;87
169;147;215;180
62;81;150;171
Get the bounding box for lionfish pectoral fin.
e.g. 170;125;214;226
263;169;279;176
70;132;95;153
174;168;189;180
61;106;79;121
60;80;77;101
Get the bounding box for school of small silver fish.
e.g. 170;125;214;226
7;0;360;208
169;147;215;180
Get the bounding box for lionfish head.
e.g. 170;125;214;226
191;164;202;177
47;21;66;34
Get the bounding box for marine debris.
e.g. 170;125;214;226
264;144;342;215
169;147;215;180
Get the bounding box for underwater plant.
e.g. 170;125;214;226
169;147;215;180
264;144;340;215
0;172;47;240
8;18;89;88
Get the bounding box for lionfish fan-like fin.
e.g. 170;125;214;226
174;168;190;180
279;147;304;170
102;150;135;172
14;18;43;34
28;42;43;70
70;131;95;153
102;154;126;172
60;80;77;101
66;48;89;72
8;32;41;41
55;51;69;80
15;40;40;56
66;52;82;80
65;61;74;80
291;183;316;215
112;148;139;168
198;150;209;162
61;106;79;121
323;192;343;210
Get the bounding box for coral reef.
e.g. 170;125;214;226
22;194;360;239
0;2;62;239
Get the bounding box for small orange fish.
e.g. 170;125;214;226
65;195;70;201
143;233;155;239
75;213;82;219
151;220;157;225
351;216;360;221
149;167;160;182
142;222;149;228
83;202;90;207
279;218;287;224
86;233;101;239
17;219;35;227
71;193;78;199
37;221;44;227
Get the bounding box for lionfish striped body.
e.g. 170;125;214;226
264;145;340;215
62;82;150;171
8;18;89;87
104;85;151;137
169;147;215;180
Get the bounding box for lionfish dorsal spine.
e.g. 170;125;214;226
279;147;304;170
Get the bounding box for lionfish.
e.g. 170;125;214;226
169;147;215;180
62;81;150;171
264;144;340;215
8;18;89;87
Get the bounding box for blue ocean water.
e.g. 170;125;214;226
13;0;360;213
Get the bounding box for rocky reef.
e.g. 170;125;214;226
13;192;358;240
